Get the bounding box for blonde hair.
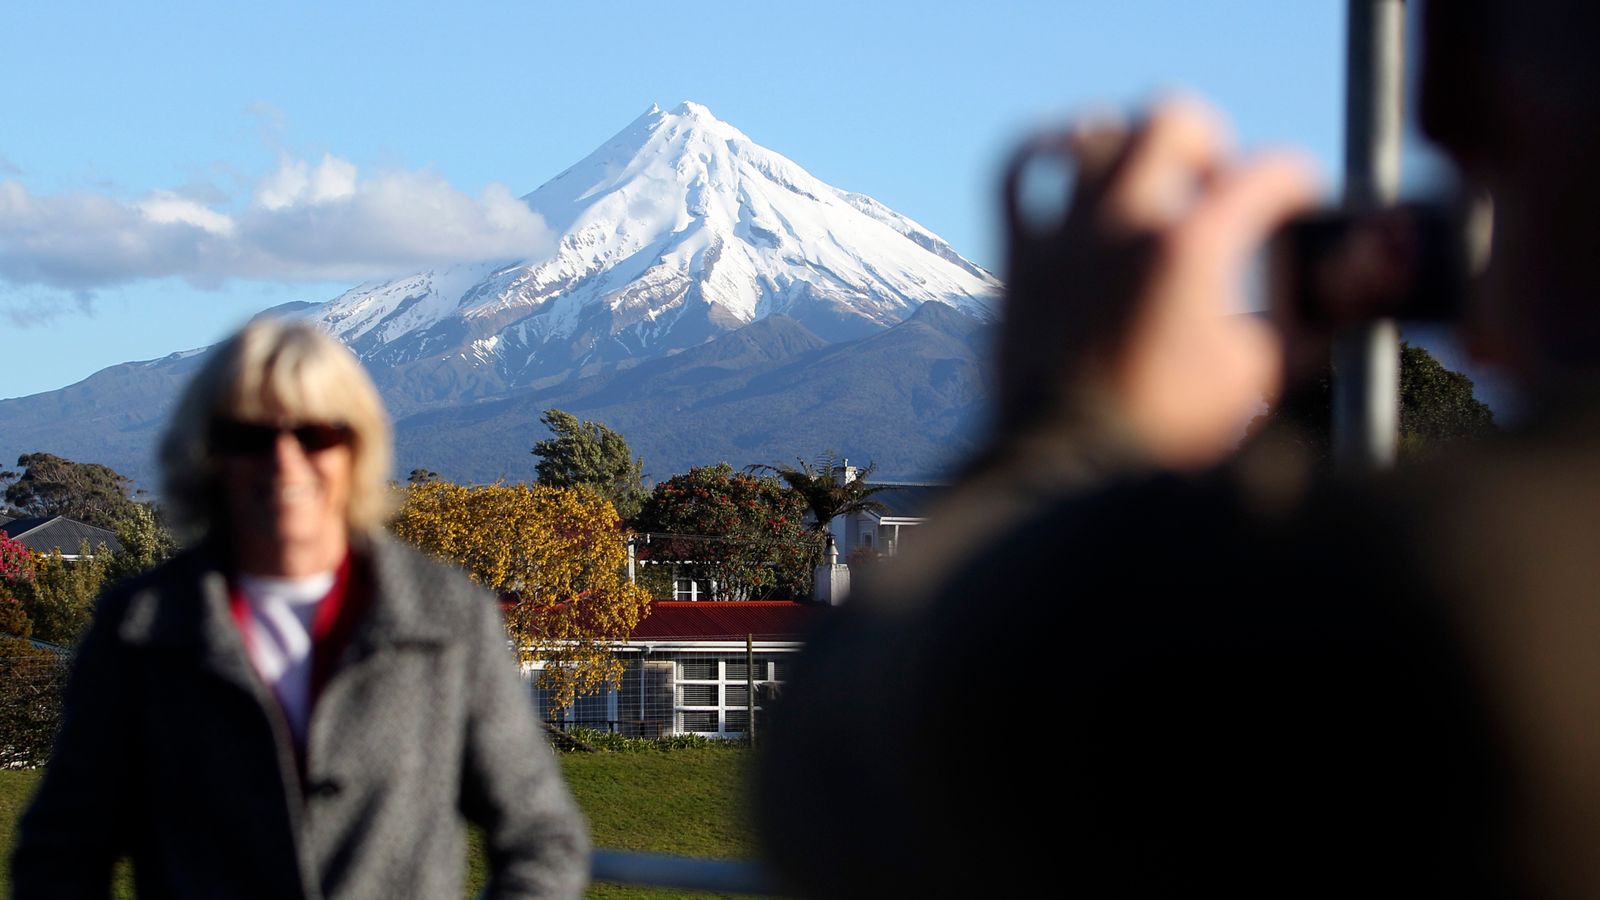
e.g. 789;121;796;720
159;318;394;537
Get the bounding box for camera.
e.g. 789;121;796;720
1269;198;1480;328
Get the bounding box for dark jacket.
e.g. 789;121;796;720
12;537;590;899
758;451;1515;898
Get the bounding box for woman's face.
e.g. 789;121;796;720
214;413;354;574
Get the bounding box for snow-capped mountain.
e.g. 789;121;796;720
0;102;1004;486
316;101;1000;383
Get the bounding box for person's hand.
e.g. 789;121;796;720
998;97;1319;469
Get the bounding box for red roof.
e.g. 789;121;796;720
629;600;820;641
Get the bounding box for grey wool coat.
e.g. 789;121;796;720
11;537;590;899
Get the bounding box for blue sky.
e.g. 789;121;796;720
1;0;1426;400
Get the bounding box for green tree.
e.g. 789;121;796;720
0;630;66;768
633;464;822;601
749;452;893;535
0;595;32;640
1253;342;1497;463
106;502;179;585
1397;342;1497;453
14;541;112;646
3;453;144;532
531;410;648;521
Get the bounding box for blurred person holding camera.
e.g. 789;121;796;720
757;0;1600;896
11;319;589;899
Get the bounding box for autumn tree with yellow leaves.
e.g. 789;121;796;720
390;480;652;712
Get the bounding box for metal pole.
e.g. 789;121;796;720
1335;0;1405;469
590;849;782;895
746;634;756;749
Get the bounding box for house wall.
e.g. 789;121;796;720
529;645;801;739
834;514;856;555
617;659;675;738
843;513;927;559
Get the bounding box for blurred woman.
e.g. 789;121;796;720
12;318;589;899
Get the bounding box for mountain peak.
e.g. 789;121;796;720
668;100;716;121
631;100;725;137
311;103;1001;381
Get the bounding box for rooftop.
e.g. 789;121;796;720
630;600;820;642
0;515;123;556
868;481;945;519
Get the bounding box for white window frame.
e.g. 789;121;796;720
674;657;778;738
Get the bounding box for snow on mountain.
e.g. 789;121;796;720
309;101;1001;381
0;103;1006;486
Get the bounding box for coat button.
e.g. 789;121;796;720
308;779;342;798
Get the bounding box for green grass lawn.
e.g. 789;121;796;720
0;747;763;900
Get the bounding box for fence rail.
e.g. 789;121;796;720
0;655;70;770
590;849;782;895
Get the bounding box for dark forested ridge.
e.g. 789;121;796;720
0;302;995;490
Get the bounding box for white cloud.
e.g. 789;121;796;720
254;154;356;210
0;154;554;290
139;191;236;235
253;158;311;211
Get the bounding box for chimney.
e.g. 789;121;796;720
836;458;858;485
813;534;850;605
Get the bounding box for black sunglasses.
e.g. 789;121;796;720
209;419;354;457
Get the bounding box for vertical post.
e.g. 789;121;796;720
627;536;637;585
639;647;649;738
746;634;756;749
1335;0;1405;469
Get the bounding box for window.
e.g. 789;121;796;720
529;651;799;738
673;576;719;601
528;666;619;730
674;656;781;737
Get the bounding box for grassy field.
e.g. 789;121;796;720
0;746;762;899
